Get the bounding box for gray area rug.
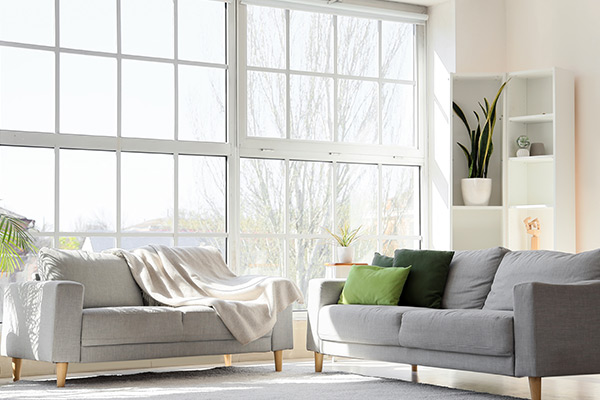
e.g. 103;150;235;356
0;364;526;399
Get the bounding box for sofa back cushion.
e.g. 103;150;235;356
483;249;600;311
38;247;144;308
442;247;510;309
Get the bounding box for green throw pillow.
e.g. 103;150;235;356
338;265;411;306
393;249;455;308
372;252;394;268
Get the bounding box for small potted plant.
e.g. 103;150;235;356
453;80;508;206
325;223;362;264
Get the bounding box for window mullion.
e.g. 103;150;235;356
285;9;291;140
333;15;338;143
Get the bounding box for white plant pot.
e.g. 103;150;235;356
461;178;492;206
337;247;354;264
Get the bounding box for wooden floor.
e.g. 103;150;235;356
328;358;600;400
2;358;599;399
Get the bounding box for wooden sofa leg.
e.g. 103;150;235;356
528;377;541;400
12;358;22;382
411;364;418;372
314;352;323;373
224;354;232;367
274;350;283;372
56;363;68;388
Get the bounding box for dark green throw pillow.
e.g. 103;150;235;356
372;252;394;268
338;265;411;306
393;249;455;308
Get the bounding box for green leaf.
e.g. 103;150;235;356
0;214;38;275
453;102;472;141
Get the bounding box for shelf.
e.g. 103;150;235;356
508;155;554;163
453;206;503;211
509;113;554;123
509;204;553;209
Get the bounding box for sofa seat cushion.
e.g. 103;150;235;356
178;305;256;342
484;249;600;311
318;305;416;346
398;309;514;356
82;307;183;347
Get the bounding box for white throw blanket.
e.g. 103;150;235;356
110;245;304;345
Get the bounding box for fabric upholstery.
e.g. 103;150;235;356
318;305;415;346
484;249;600;310
371;252;394;268
393;249;455;308
321;340;515;376
1;281;84;363
513;280;600;377
398;308;514;356
38;247;143;308
306;279;346;352
270;305;294;351
81;307;183;347
442;247;510;309
179;305;238;341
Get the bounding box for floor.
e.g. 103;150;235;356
2;358;599;399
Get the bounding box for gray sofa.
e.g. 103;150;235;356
1;248;293;387
306;247;600;400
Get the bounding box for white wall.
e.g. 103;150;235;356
504;0;600;251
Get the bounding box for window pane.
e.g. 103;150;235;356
121;0;173;58
349;238;377;264
289;238;330;298
121;153;173;232
122;60;174;139
382;165;419;236
290;75;333;141
337;79;378;143
337;16;377;77
178;65;226;142
247;71;285;138
240;158;284;234
179;155;226;233
60;236;116;251
0;146;54;231
60;0;117;52
179;0;225;64
290;11;333;73
0;0;54;46
0;47;54;132
60;54;117;136
247;5;285;69
121;236;173;250
60;150;116;232
382;83;414;147
382;21;414;81
289;161;332;234
177;237;226;257
382;238;420;256
336;163;377;235
239;238;283;276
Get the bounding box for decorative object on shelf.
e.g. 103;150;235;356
516;135;531;157
530;142;546;156
453;80;509;206
325;223;362;264
524;217;541;250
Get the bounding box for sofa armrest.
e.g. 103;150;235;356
271;305;293;351
1;281;84;363
514;280;600;377
306;279;345;353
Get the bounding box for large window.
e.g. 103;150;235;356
0;0;425;301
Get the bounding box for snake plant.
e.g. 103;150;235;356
453;80;509;178
0;213;37;274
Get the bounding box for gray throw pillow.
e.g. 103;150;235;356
442;247;510;309
38;247;144;308
483;249;600;311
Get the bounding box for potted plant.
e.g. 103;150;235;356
0;213;37;274
453;80;508;206
325;223;362;264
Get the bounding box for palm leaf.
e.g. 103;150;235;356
0;214;37;275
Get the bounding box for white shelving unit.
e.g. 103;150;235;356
450;68;575;252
